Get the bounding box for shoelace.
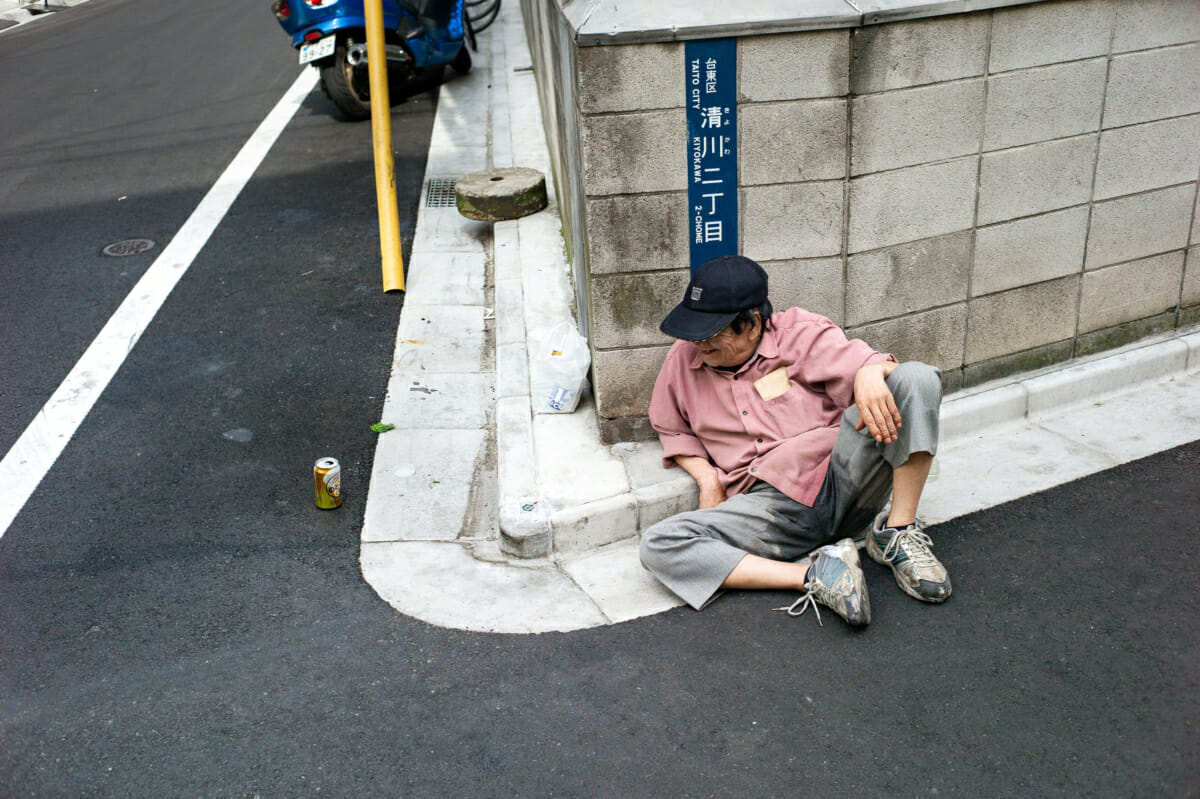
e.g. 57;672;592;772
772;568;853;627
774;591;823;626
881;528;939;570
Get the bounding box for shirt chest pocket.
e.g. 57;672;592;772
755;367;820;437
753;367;790;401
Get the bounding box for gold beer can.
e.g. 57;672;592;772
314;457;342;509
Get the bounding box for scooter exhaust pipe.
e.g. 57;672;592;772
346;42;411;67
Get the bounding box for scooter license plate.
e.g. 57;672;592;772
299;36;335;65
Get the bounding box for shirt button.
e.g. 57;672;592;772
742;410;748;415
751;467;757;473
757;438;763;443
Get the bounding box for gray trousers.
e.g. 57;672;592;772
639;361;943;610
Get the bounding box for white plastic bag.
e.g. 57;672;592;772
530;321;590;413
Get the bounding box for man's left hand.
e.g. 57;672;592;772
854;361;901;444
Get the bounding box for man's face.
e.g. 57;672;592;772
693;314;762;368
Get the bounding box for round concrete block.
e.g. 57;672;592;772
455;167;548;222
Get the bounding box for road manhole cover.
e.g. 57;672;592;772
101;238;156;257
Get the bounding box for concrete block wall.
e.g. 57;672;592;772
523;0;1200;441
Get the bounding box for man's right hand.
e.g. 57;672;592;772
674;455;727;509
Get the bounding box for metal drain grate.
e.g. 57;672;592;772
425;178;458;207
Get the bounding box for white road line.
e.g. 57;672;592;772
0;68;318;539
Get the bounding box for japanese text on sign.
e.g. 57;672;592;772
685;39;737;273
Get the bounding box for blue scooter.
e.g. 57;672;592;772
269;0;500;120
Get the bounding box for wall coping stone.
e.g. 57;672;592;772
564;0;1046;45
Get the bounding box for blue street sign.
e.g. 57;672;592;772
685;38;738;274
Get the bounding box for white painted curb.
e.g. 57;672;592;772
941;330;1200;438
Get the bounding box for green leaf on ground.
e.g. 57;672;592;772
371;423;396;433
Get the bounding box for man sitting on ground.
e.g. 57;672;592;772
640;254;951;627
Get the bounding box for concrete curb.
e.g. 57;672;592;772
940;330;1200;440
19;0;92;9
0;1;31;27
919;329;1200;525
0;0;91;32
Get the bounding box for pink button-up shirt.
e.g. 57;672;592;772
649;307;894;507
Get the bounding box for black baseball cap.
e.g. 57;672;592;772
660;255;769;341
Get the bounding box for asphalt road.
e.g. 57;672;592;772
2;2;1199;797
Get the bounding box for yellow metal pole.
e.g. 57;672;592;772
364;0;405;292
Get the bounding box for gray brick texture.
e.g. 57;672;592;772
1079;252;1186;332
